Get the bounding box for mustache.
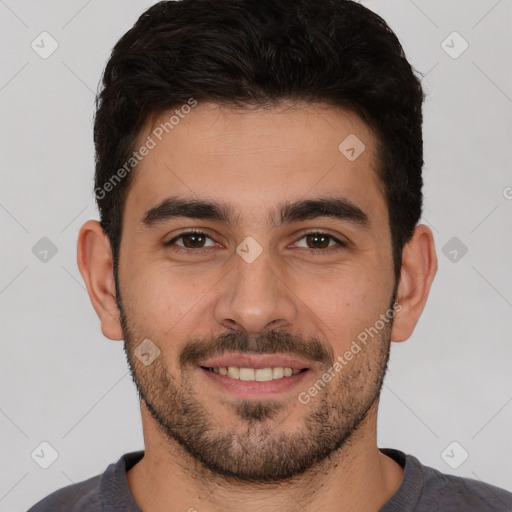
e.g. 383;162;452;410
179;329;334;368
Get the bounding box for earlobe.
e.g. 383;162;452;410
390;224;438;343
76;220;124;341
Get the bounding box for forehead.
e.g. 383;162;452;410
123;101;388;229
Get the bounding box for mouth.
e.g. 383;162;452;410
201;365;306;380
198;354;312;398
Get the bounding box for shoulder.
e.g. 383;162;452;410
26;450;144;512
26;474;102;512
382;448;512;512
420;460;512;511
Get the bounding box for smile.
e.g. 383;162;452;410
202;366;305;381
198;353;313;397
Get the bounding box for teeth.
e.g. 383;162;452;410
272;367;284;379
209;366;303;381
227;366;240;379
239;368;255;381
255;368;273;381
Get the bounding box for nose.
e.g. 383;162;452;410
214;242;298;334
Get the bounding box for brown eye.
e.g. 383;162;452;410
294;232;346;251
180;233;207;248
164;231;346;254
305;233;331;249
165;231;215;250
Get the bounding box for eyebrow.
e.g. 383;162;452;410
141;195;370;230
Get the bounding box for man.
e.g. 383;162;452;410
28;0;512;510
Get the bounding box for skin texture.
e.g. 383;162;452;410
77;102;437;512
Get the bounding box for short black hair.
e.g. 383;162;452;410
93;0;425;288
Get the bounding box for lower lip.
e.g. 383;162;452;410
200;367;310;398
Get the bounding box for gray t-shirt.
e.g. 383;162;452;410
27;448;512;511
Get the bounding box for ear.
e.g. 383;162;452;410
391;224;438;343
77;220;123;340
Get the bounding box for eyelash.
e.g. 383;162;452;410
164;229;347;255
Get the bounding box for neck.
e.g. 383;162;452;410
126;401;404;512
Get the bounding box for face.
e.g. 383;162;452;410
116;101;398;481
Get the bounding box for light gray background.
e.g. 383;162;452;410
1;1;511;510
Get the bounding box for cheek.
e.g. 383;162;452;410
295;268;391;349
123;260;219;329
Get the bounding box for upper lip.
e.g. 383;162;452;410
199;353;313;370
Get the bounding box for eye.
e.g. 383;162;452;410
165;230;216;251
165;230;346;254
293;232;347;253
